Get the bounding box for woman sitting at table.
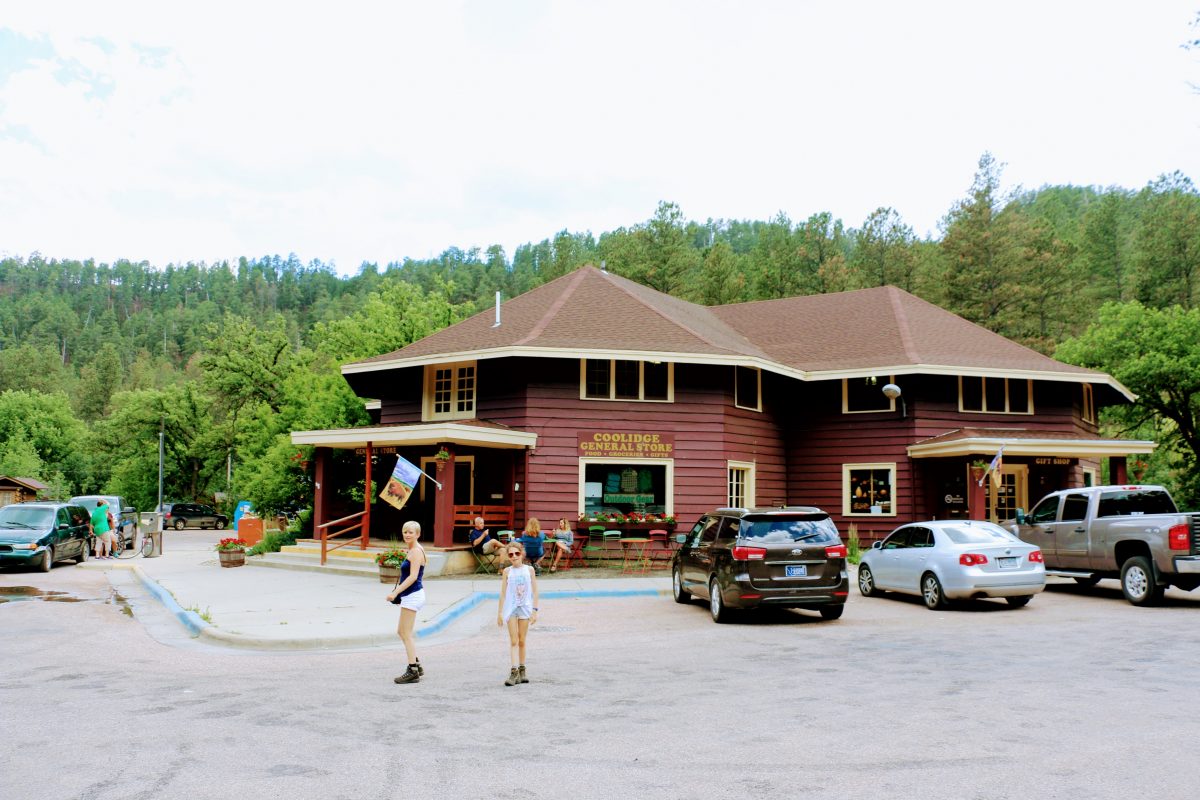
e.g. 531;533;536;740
548;518;573;573
519;517;547;574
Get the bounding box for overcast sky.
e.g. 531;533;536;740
1;1;1197;275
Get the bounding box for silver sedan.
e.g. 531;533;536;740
858;521;1046;609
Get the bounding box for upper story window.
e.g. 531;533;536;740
581;359;672;402
424;361;477;421
959;376;1032;415
843;376;895;413
1081;383;1096;424
734;366;761;411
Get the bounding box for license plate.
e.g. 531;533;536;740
785;565;808;578
998;556;1018;568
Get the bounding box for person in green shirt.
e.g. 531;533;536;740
90;499;116;559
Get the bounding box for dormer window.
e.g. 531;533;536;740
423;361;477;421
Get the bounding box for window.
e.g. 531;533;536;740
959;377;1032;414
881;529;910;550
735;366;761;411
843;376;895;413
579;458;673;517
1096;489;1177;518
1060;493;1090;522
727;461;756;508
581;359;672;402
1082;467;1097;488
843;463;896;516
424;361;477;421
1081;383;1096;424
908;527;934;548
1028;496;1059;524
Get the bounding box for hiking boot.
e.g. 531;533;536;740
504;667;520;687
518;665;529;684
393;664;420;684
415;659;424;677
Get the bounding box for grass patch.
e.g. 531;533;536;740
846;523;862;565
247;528;297;556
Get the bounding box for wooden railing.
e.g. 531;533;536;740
317;510;368;565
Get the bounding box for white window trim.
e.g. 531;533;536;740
957;376;1034;415
423;361;478;421
734;366;762;412
842;376;896;414
727;460;756;508
842;462;898;517
419;455;474;502
577;457;674;517
1081;466;1098;488
579;359;674;403
1081;383;1096;424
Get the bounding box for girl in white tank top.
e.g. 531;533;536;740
497;541;539;686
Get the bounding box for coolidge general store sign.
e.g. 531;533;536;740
578;431;675;458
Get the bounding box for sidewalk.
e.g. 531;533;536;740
78;530;670;651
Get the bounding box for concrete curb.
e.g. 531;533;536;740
94;560;670;651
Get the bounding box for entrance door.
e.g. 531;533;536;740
988;465;1028;523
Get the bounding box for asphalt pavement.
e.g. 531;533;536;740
75;529;671;651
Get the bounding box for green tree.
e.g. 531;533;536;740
850;207;917;290
1056;302;1200;507
1132;173;1200;310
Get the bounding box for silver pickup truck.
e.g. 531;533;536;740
1006;485;1200;605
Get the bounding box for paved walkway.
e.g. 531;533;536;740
77;529;670;651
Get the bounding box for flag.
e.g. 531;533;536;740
980;446;1005;487
379;455;423;511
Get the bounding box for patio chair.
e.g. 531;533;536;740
647;529;673;569
601;529;625;567
583;525;606;566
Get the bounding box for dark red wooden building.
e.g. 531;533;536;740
292;266;1152;548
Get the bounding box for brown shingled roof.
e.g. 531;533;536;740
344;266;1122;395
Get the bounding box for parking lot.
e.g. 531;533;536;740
1;567;1198;800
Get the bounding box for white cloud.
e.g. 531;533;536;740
1;1;1198;272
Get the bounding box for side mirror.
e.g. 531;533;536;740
871;541;882;550
58;523;70;530
123;506;135;514
674;534;687;544
1014;508;1026;525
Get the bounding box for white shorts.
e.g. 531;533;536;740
399;589;426;611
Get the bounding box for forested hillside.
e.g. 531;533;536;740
2;154;1198;512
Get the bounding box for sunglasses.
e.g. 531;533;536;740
507;551;522;558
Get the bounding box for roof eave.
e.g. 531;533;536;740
908;437;1157;459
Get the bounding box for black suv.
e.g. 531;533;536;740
672;506;850;622
161;503;228;530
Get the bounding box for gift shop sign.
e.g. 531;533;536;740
578;431;674;458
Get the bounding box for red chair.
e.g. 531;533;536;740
648;529;673;569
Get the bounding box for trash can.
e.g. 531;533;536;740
143;513;164;558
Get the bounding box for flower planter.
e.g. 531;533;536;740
218;550;246;568
379;564;401;584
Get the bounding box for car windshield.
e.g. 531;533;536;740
741;516;838;543
941;525;1015;544
0;506;54;528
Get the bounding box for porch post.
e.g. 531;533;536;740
363;441;372;549
968;467;987;521
433;445;455;548
1111;455;1127;484
314;447;329;533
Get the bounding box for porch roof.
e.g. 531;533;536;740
907;428;1156;459
290;420;537;450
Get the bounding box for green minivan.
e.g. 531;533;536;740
0;502;93;571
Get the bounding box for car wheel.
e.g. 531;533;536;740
1073;575;1101;588
174;518;186;531
1120;556;1163;606
215;517;227;530
709;578;729;623
111;530;126;556
857;564;878;597
819;604;844;621
672;567;690;604
922;572;950;610
39;547;54;572
1005;595;1032;608
76;541;89;564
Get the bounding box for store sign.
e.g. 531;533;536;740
579;431;674;458
354;446;398;456
1034;457;1072;465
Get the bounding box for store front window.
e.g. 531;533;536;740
843;463;896;516
580;460;672;517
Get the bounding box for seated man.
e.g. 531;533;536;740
468;516;506;566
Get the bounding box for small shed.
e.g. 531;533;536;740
0;476;49;508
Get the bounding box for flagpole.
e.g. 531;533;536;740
418;465;443;491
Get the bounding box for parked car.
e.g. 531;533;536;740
0;502;93;571
69;495;138;551
672;506;849;622
858;520;1046;609
159;503;228;530
1006;484;1200;606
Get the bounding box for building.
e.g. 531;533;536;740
0;476;48;507
291;265;1152;548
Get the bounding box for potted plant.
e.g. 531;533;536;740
434;448;451;473
375;546;407;583
215;537;248;568
969;459;989;483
